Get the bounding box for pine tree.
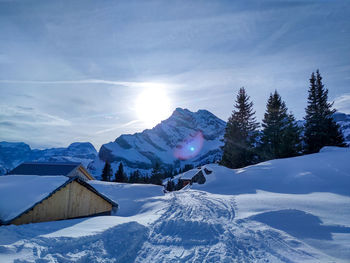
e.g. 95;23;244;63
115;162;126;182
221;87;259;168
280;113;302;158
129;170;141;183
175;179;183;191
150;162;163;185
141;175;150;184
304;70;346;153
166;180;175;192
183;164;194;172
101;161;112;182
261;90;301;159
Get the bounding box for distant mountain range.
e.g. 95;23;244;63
333;112;350;142
0;142;97;175
1;108;349;177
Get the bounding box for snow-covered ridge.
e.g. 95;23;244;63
88;108;226;177
0;142;97;175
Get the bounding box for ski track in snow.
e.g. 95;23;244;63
0;189;339;263
135;190;332;263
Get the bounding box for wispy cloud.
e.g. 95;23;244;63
334;94;350;114
95;119;141;135
0;79;178;89
0;105;71;127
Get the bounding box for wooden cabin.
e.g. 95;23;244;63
8;162;94;181
178;178;192;188
177;166;211;188
0;175;118;225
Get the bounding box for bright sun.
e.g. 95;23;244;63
135;86;172;126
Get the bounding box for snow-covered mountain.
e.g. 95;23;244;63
333;112;350;143
88;108;226;177
1;109;349;178
0;142;97;175
89;109;350;178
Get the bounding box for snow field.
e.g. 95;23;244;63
0;147;349;262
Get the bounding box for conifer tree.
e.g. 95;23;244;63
101;161;112;182
129;170;141;183
166;180;175;192
175;179;183;191
115;162;126;182
150;162;163;185
304;70;346;153
221;87;259;168
261;90;301;159
280;113;302;158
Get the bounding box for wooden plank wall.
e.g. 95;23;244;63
12;181;112;225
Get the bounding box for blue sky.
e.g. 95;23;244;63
0;0;349;149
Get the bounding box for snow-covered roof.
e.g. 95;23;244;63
179;169;200;180
0;175;69;224
0;175;117;224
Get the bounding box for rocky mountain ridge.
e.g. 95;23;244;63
88;108;226;177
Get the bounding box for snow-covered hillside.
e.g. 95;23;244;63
88;108;226;178
190;146;350;195
0;142;97;175
0;147;349;262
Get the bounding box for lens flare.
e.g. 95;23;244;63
174;132;204;160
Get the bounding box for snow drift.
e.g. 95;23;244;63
190;146;350;196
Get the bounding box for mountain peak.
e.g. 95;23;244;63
169;108;223;124
170;107;192;117
92;108;227;176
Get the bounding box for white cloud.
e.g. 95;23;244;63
334;94;350;114
0;105;71;127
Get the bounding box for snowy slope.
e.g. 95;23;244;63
88;181;165;217
0;147;350;262
0;142;97;175
88;108;226;177
191;146;350;195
